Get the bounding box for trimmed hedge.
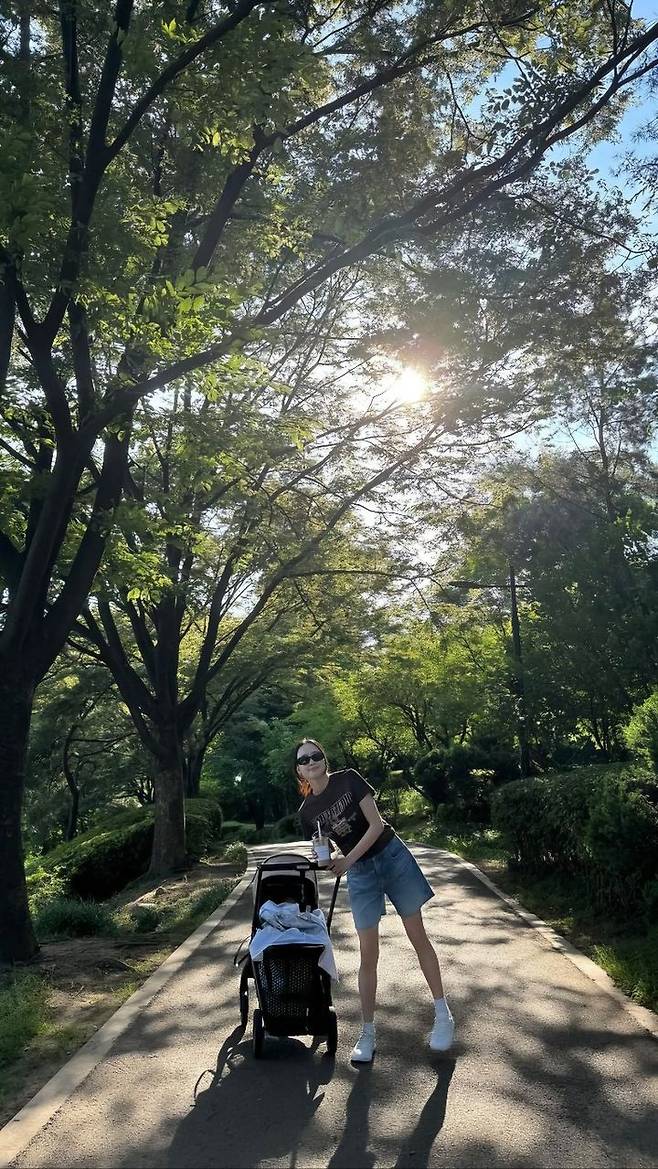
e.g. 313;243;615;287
220;813;303;846
491;766;658;914
220;822;268;845
27;797;223;904
271;812;303;840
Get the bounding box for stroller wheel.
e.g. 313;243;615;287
239;966;249;1028
253;1008;265;1058
326;1007;338;1056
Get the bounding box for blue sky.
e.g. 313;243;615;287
586;1;658;179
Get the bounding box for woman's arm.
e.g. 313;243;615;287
329;795;385;875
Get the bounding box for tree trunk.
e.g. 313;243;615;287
63;725;80;841
65;779;80;842
0;669;39;964
184;746;204;798
149;727;187;875
246;795;266;832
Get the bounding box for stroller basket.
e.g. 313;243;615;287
255;942;326;1029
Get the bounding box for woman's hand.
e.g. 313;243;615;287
328;855;350;876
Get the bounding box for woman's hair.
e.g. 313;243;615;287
292;738;328;798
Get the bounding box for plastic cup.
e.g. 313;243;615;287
313;834;331;866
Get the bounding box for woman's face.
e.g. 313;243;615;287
296;740;327;783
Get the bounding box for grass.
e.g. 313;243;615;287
402;809;658;1013
592;931;658;1006
164;881;235;935
0;866;244;1121
34;897;118;940
111;878;236;940
0;973;50;1070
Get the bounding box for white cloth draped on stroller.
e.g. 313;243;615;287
249;899;338;980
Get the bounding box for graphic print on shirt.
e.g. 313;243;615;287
316;790;362;840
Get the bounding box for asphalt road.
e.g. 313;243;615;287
7;843;658;1168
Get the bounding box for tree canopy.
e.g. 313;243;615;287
3;0;658;962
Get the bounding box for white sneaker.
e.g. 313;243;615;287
351;1027;376;1062
428;1009;455;1052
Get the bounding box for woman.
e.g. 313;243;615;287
296;738;454;1062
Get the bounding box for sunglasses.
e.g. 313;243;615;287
296;750;325;767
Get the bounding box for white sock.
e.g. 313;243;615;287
434;997;450;1017
362;1020;376;1034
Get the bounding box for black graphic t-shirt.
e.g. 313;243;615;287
299;769;395;860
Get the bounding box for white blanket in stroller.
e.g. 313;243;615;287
249;900;338;980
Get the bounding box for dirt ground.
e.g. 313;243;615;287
1;859;243;1129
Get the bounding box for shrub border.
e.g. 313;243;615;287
0;864;255;1168
427;845;658;1040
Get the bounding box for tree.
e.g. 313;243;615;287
444;433;658;763
24;654;151;852
328;614;513;764
3;0;658;962
73;318;434;871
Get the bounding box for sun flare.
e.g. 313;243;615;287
382;366;428;404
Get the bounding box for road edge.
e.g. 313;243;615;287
0;865;255;1168
2;843;656;1166
424;845;658;1041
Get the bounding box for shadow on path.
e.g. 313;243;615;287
327;1055;457;1169
167;1025;337;1168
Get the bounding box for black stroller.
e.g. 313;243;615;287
235;853;341;1058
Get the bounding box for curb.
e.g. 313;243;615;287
2;845;656;1165
426;845;658;1041
0;866;256;1169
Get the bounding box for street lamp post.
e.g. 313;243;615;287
449;564;532;778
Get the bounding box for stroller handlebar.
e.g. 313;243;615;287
256;855;336;872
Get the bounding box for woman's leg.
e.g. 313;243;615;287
356;924;380;1022
401;909;444;998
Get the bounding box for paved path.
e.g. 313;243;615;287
5;844;658;1168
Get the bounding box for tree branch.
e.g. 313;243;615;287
68;299;96;423
0;259;16;401
76;605;160;753
41;0;135;344
106;0;262;163
40;426;131;672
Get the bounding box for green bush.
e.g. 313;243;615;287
220;820;244;838
624;691;658;771
271;812;302;840
470;734;519;784
413;747;493;823
184;798;224;860
26;865;68;913
221;821;271;845
187;796;224;839
220;841;249;869
642;879;658;925
447;773;493;824
492;769;599;872
397;788;431;818
31;819;154;901
413;750;452;807
491;766;658;915
34;897;118;939
585;775;658;913
28;797;224;903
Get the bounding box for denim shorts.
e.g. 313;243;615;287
346;835;434;930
